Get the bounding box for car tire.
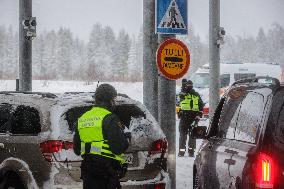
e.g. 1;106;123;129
193;173;201;189
0;172;25;189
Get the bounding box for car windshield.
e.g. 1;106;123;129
191;73;210;88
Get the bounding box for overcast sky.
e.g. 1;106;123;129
1;0;284;41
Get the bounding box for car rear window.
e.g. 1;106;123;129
65;105;146;131
0;103;14;133
11;105;41;135
65;106;93;132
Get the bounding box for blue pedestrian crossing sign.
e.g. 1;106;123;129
156;0;188;35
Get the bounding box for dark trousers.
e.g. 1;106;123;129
81;158;121;189
82;174;120;189
179;115;196;150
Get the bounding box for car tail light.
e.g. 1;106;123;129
255;153;275;189
40;140;81;162
148;139;167;156
202;106;209;115
153;183;165;189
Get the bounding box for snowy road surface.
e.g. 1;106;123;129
0;80;203;189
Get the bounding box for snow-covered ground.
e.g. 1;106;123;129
0;80;203;189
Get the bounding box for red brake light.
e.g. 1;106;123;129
40;140;78;162
202;107;209;115
40;140;63;154
148;139;167;156
153;183;165;189
255;153;275;189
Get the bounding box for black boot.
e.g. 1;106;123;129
188;148;195;157
178;149;186;157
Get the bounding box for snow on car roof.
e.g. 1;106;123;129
0;91;165;141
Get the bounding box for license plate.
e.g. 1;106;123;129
124;153;133;164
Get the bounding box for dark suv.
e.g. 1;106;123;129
193;77;284;189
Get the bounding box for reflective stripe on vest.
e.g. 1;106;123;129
180;94;200;111
78;107;125;164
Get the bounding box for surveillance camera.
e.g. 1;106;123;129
219;27;225;36
22;17;37;40
30;19;37;27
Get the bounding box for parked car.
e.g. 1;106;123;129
193;76;284;189
0;91;168;189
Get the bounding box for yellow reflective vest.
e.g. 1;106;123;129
179;94;200;111
78;107;125;164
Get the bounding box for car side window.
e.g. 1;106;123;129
10;105;41;135
207;98;226;137
234;73;256;81
218;89;244;139
0;103;14;133
234;92;265;143
220;74;230;88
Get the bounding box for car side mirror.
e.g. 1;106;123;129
191;126;207;139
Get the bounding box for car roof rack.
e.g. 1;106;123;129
232;76;280;88
0;91;57;99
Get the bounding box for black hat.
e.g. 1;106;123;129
182;78;187;83
94;83;117;102
187;80;193;86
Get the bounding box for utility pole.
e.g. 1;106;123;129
209;0;220;118
143;0;159;120
19;0;32;91
158;34;176;189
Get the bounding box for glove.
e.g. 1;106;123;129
177;110;182;119
195;116;201;121
117;163;128;179
124;132;131;143
192;116;200;128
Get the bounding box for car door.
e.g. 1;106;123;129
198;97;227;189
200;86;250;189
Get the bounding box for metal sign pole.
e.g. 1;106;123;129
143;0;159;120
209;0;220;118
158;34;176;189
19;0;33;92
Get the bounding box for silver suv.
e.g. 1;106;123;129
0;91;168;189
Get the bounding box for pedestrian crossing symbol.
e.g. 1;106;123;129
156;0;188;35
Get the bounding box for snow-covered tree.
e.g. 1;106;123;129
112;29;131;81
0;26;7;78
72;37;86;80
135;28;143;81
180;27;209;77
56;28;73;79
85;23;105;81
127;37;138;81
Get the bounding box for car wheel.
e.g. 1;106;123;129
193;173;201;189
0;172;25;189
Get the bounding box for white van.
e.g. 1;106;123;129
190;62;282;117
